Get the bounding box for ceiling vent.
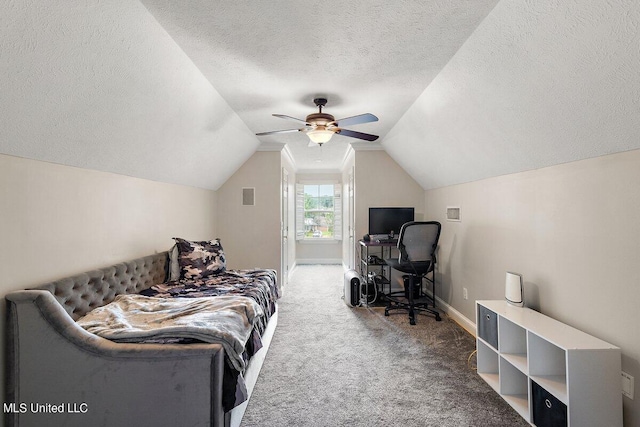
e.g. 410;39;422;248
242;188;255;206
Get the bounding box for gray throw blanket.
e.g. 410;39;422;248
77;294;263;371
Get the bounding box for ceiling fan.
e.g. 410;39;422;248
256;98;379;146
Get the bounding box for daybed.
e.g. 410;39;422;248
5;239;279;427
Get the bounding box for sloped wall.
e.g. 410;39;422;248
384;0;640;190
1;0;258;190
384;3;640;421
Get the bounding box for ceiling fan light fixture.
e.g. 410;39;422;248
256;97;379;144
307;128;334;145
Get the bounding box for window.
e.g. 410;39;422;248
296;183;342;240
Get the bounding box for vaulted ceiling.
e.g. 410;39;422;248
2;1;639;190
139;0;500;173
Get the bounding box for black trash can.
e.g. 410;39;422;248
403;275;421;299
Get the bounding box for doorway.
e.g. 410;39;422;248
281;168;289;287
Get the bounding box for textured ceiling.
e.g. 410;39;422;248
383;0;640;190
1;0;260;190
2;1;639;190
140;0;500;172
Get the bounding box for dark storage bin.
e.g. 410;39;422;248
477;305;498;350
402;275;421;300
532;381;567;427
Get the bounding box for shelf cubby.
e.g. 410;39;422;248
498;316;528;374
477;340;499;393
499;357;530;421
475;300;622;426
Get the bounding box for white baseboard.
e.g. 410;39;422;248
435;296;476;337
287;262;297;280
296;258;342;265
287;263;477;337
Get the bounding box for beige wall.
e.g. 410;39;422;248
426;149;640;425
296;241;343;264
354;150;425;239
216;151;282;281
0;154;217;289
353;150;425;287
0;153;217;406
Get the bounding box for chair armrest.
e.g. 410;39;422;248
5;290;225;427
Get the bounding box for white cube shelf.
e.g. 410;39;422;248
476;300;622;427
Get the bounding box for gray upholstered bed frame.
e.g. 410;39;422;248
5;252;276;427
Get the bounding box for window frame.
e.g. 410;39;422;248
295;182;342;242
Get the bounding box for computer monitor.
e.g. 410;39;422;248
368;207;415;237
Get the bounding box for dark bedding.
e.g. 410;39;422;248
141;269;279;335
139;268;279;411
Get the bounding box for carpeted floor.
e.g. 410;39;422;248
241;265;528;427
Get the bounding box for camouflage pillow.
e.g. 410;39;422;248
173;237;226;280
168;244;180;281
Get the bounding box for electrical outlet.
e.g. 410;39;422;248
622;371;634;399
463;287;468;300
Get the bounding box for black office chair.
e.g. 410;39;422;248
384;221;442;325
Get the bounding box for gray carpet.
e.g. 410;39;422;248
241;265;528;427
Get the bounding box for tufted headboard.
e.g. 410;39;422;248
30;252;169;321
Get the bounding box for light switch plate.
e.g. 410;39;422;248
622;371;634;399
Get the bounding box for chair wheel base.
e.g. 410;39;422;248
384;301;442;324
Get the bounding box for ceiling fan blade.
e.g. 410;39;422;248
273;114;310;125
333;113;378;127
336;128;379;141
256;129;303;136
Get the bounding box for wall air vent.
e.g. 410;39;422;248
446;207;461;222
242;188;255;206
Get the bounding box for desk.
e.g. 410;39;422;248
358;239;397;305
